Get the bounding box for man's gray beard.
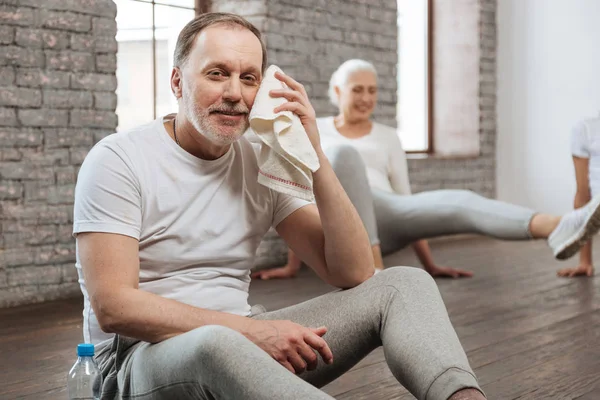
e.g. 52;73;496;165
184;101;248;146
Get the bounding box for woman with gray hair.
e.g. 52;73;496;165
253;59;600;279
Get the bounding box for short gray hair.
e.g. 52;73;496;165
328;59;378;107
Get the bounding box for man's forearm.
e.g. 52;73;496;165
97;287;253;343
311;150;374;285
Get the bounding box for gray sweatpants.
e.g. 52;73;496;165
96;268;481;400
324;145;536;255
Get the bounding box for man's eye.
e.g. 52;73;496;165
209;71;223;76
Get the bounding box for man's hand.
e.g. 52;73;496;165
425;265;474;279
242;319;334;374
270;71;321;152
557;263;594;277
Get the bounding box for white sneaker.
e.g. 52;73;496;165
548;195;600;260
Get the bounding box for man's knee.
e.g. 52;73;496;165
185;325;246;369
325;145;364;171
376;266;438;291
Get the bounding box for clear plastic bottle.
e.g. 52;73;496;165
67;343;102;400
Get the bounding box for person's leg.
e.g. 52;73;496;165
96;325;334;400
372;189;537;255
253;267;484;400
324;145;380;248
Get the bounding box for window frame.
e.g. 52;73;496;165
117;0;206;122
401;0;434;155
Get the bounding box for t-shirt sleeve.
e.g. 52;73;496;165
73;142;142;239
387;133;412;195
571;121;590;158
271;191;312;228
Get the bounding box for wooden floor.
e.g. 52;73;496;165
1;237;600;399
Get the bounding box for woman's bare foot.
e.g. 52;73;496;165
251;264;300;280
557;263;594;277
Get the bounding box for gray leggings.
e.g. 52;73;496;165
325;145;536;255
96;268;481;400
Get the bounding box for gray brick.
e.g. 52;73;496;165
0;269;6;289
8;266;63;286
18;108;69;127
344;31;371;46
96;53;116;73
94;35;118;53
3;225;57;247
0;86;42;107
0;180;23;199
314;27;343;42
45;50;95;72
38;205;71;224
0;5;36;27
0;107;17;126
0;127;43;147
20;0;117;18
367;6;396;23
92;17;117;36
22;148;70;166
0;148;22;161
213;0;266;15
46;183;75;204
3;248;35;268
70;33;95;51
0;46;45;68
35;243;76;265
44;128;94;148
57;224;74;243
43;89;93;109
40;10;91;32
71;72;117;91
15;27;43;48
69;147;89;164
70;109;117;129
0;162;55;180
60;263;78;283
42;29;70;49
93;91;116;110
93;130;113;143
55;165;75;184
0;25;14;44
16;68;70;88
0;66;15;86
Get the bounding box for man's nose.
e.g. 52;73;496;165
223;78;242;102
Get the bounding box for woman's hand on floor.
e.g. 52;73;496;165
425;265;474;279
557;263;594;277
252;264;299;280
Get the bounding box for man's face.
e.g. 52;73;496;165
178;24;263;146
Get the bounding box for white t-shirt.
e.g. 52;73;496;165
73;116;310;347
571;115;600;197
317;117;411;195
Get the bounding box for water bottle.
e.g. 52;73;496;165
67;343;102;400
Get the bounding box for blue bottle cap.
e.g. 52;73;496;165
77;343;95;357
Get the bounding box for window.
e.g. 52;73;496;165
115;0;200;131
397;0;431;153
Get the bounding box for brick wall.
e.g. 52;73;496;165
0;0;117;307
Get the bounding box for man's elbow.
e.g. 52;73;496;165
91;292;127;334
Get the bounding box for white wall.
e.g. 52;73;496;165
497;0;600;214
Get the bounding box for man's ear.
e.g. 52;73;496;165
171;67;183;99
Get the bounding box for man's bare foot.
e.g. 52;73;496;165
557;263;594;277
251;264;299;280
448;388;486;400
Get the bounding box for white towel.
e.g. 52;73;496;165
249;65;320;202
